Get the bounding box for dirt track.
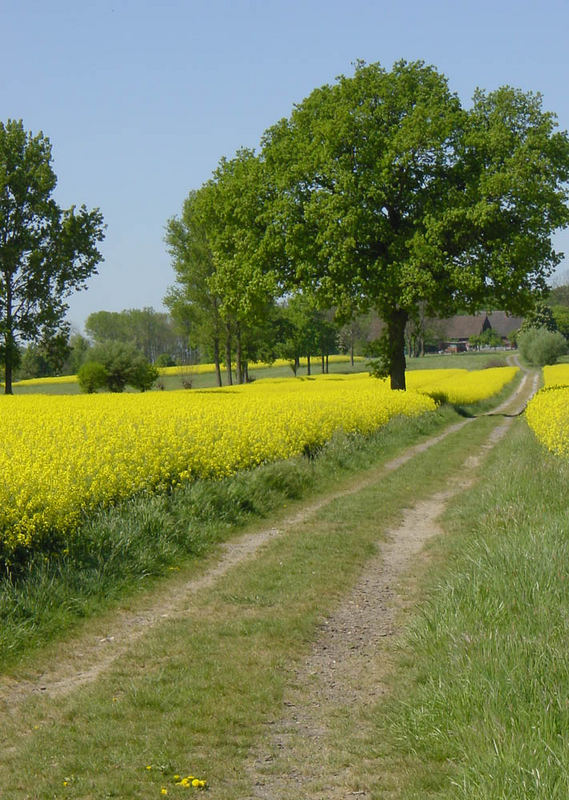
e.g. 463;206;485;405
243;372;537;799
0;369;538;798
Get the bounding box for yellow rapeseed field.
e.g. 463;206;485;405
525;364;569;457
542;364;569;387
409;366;518;404
0;375;432;556
0;367;518;557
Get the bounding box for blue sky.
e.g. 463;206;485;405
2;0;569;331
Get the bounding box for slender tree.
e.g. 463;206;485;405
0;120;105;393
201;150;278;383
166;152;279;385
164;188;225;385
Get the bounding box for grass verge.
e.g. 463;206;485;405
371;418;569;799
0;405;461;672
0;408;502;798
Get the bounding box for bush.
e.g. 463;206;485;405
517;327;568;366
155;353;176;367
83;342;159;393
77;361;108;393
129;358;160;392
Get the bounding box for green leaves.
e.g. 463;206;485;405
168;61;569;390
0;120;105;393
261;61;569;388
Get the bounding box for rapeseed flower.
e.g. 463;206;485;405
526;384;569;457
0;368;516;558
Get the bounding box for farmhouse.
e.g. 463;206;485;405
442;311;523;352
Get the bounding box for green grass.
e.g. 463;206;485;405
370;419;569;799
0;405;459;673
9;350;512;394
0;406;503;799
406;350;513;371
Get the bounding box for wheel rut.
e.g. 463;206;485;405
243;371;537;800
0;370;537;737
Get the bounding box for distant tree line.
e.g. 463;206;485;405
14;272;569;385
3;60;569;393
13;303;382;384
15;307;188;381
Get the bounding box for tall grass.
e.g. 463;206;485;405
0;406;455;672
375;419;569;799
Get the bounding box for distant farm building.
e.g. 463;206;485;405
441;311;523;352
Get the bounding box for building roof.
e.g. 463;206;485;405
486;311;524;336
443;313;488;340
442;311;523;341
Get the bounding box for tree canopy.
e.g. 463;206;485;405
0;120;105;393
165;151;280;385
164;61;569;389
79;341;159;393
261;61;569;388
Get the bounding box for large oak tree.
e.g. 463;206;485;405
262;61;569;388
0;120;105;393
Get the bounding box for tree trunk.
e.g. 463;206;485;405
321;353;325;373
350;340;354;366
213;337;222;387
4;279;14;395
4;349;13;395
235;324;243;384
387;308;408;390
306;354;311;376
225;325;233;386
325;354;329;373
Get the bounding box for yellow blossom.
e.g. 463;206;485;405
0;368;516;557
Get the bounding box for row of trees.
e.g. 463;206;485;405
84;307;188;364
13;300;373;383
165;60;569;390
1;61;569;393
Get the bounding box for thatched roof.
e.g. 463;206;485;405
486;311;523;337
442;311;522;341
443;314;489;340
